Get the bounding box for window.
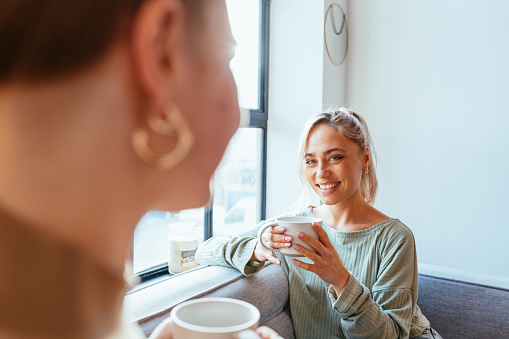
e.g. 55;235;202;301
133;0;269;280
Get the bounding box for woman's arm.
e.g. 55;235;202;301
195;228;262;276
196;220;292;275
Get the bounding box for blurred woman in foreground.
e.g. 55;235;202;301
0;0;280;338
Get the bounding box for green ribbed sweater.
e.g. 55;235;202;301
196;207;430;339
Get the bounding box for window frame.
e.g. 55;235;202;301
136;0;270;282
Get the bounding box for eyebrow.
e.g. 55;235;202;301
305;148;346;157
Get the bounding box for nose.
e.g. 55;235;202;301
317;162;329;179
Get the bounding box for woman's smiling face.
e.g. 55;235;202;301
304;124;369;206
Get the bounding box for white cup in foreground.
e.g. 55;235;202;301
257;216;322;257
170;297;260;339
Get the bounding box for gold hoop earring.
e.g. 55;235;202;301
132;104;195;170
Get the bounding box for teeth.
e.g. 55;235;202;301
319;183;339;189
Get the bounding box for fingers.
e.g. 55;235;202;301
271;225;285;234
263;226;292;249
263;248;281;265
297;234;321;254
256;326;284;339
293;243;320;261
294;231;323;255
312;222;332;246
290;258;314;272
291;223;328;261
237;329;261;339
254;242;281;265
293;222;331;252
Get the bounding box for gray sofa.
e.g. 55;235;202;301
125;263;509;339
417;264;509;339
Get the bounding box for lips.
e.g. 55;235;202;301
317;182;340;190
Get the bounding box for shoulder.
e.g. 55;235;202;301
383;219;413;237
377;219;416;252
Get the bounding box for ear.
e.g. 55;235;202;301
129;0;183;110
363;147;370;170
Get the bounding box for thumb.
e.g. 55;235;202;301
256;326;284;339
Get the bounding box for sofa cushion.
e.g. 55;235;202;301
418;264;509;339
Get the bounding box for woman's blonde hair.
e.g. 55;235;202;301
292;108;378;211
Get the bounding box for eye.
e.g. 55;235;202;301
305;159;316;165
330;156;344;161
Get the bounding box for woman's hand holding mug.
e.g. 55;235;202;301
253;217;350;295
250;225;290;265
252;216;323;266
290;222;350;295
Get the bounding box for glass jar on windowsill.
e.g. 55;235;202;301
168;222;199;274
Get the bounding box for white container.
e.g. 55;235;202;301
168;222;199;274
170;298;260;339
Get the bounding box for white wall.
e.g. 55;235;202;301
346;1;509;278
266;0;325;217
268;0;509;279
267;0;349;217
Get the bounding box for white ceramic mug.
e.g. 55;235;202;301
170;297;260;339
257;216;322;257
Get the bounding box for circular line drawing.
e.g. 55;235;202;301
324;3;348;66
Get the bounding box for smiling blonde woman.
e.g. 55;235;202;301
197;109;443;339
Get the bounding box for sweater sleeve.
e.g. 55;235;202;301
195;227;264;276
327;227;417;339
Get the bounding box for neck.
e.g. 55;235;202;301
0;50;145;275
315;191;388;232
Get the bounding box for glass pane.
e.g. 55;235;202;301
133;3;265;276
213;128;263;236
133;208;204;274
227;0;260;110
